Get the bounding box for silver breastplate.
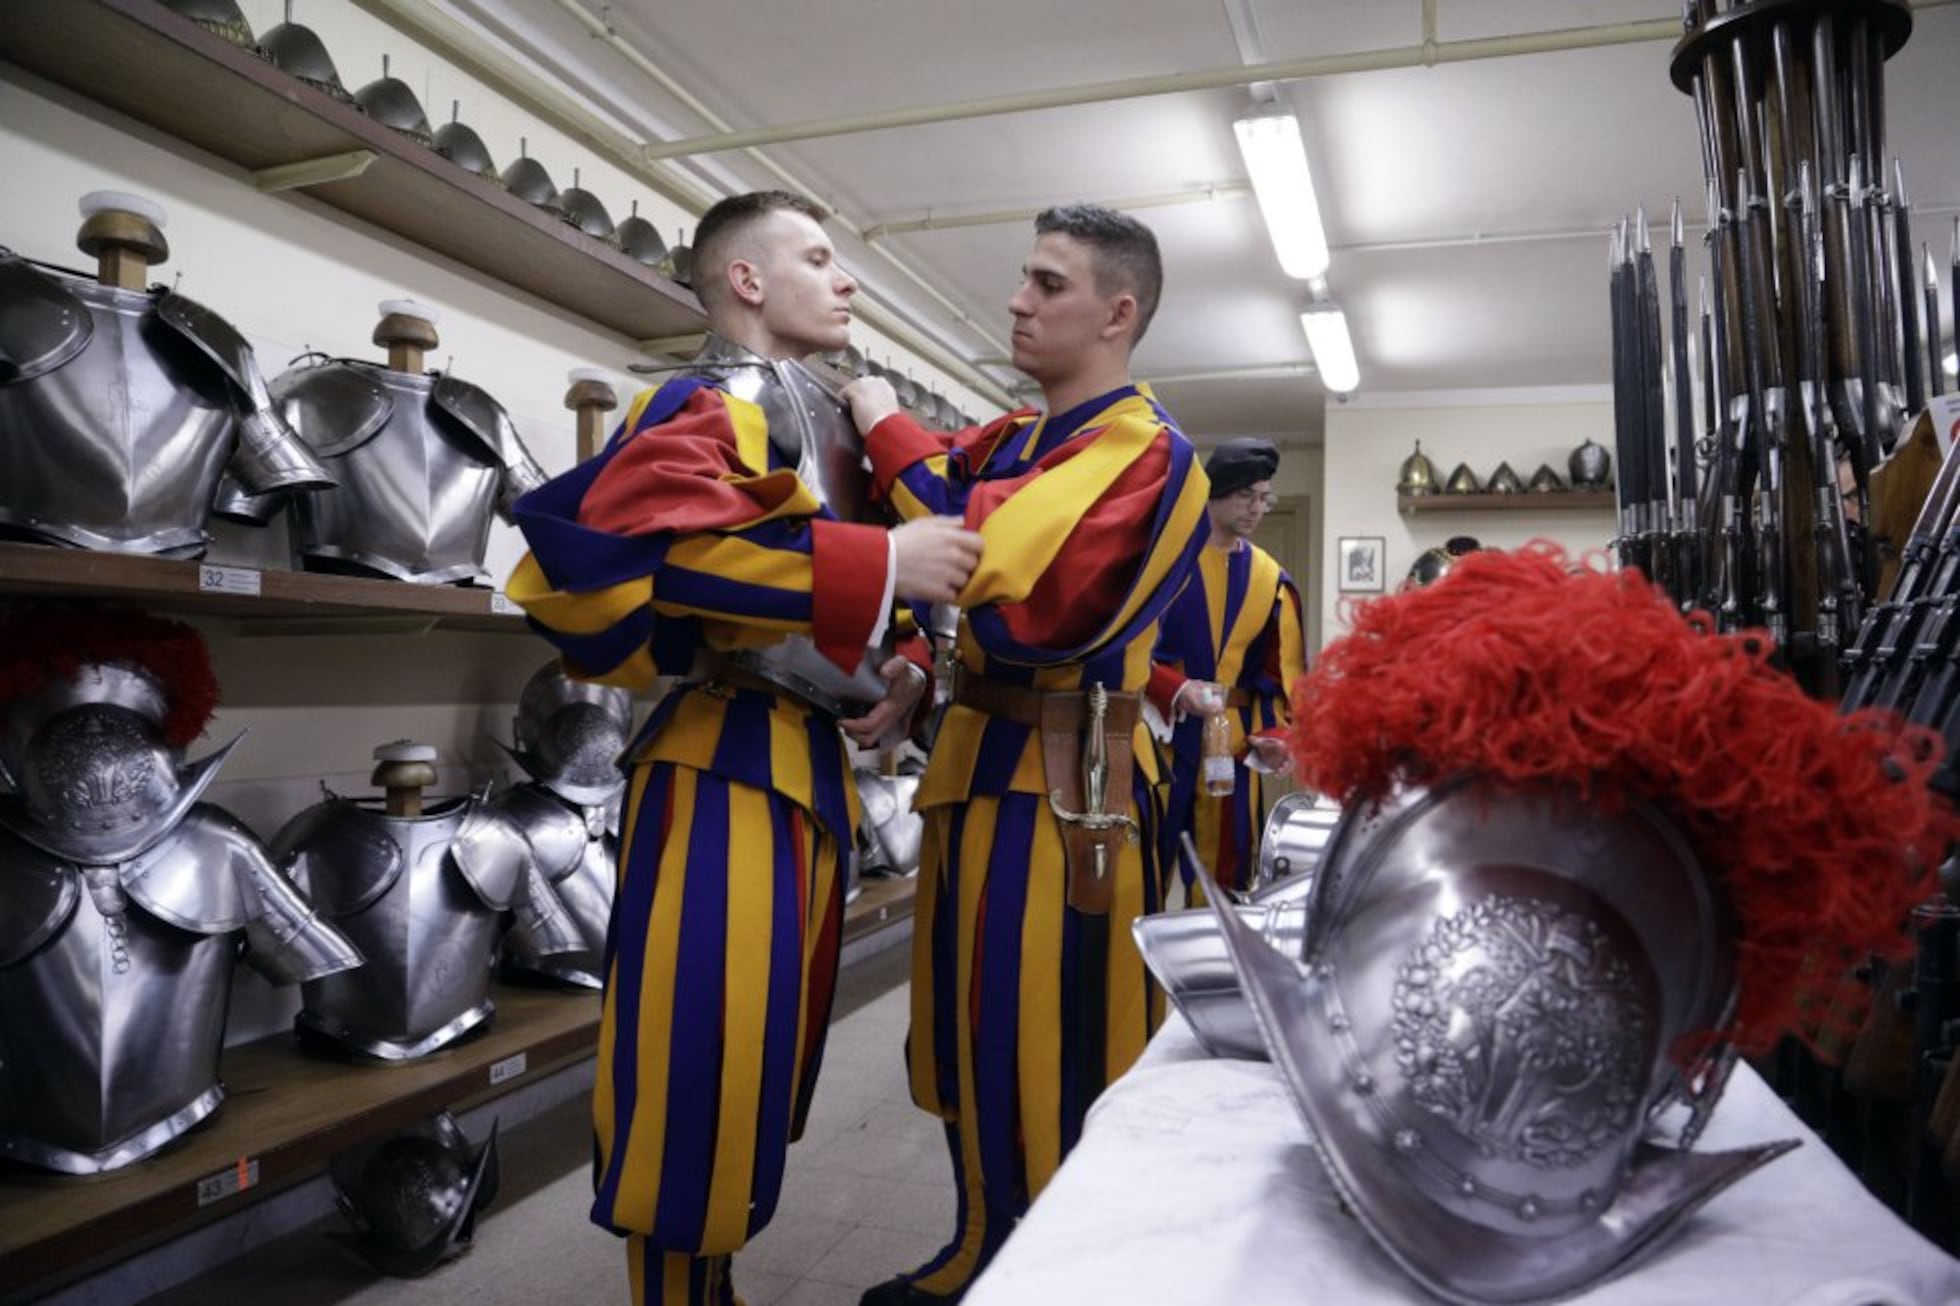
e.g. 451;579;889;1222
0;807;360;1173
269;360;546;585
494;783;614;989
0;256;331;556
280;794;542;1058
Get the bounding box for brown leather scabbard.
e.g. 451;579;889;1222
954;674;1141;915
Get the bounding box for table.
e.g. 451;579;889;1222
966;1016;1960;1306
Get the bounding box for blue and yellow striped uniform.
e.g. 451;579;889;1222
508;377;890;1306
865;384;1209;1298
1152;539;1307;898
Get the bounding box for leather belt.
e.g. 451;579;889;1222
697;651;858;718
1224;687;1255;709
953;672;1141;915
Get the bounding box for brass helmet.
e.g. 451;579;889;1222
355;59;436;149
554;170;617;245
1396;440;1439;496
1568;438;1613;489
433;103;499;183
1527;463;1566;493
1487;461;1526;494
615;202;668;268
158;0;255;49
1443;463;1481;495
261;19;355;103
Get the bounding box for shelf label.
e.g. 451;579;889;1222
489;591;521;617
489;1052;528;1085
196;1157;260;1207
198;564;262;596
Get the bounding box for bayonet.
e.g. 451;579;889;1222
1930;246;1947;401
1671;199;1700;608
1895;160;1924;415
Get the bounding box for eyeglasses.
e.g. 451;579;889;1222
1225;487;1276;509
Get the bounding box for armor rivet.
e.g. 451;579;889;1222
1329;1014;1351;1032
1459;1177;1477;1197
1353;1073;1375;1094
1518;1198;1540;1221
1579;1190;1598;1211
1393;1129;1420;1153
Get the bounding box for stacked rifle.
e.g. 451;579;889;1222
1611;0;1953;698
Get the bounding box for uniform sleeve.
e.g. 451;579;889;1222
866;411;1025;519
1251;576;1308;737
506;380;891;685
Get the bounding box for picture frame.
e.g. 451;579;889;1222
1338;536;1386;593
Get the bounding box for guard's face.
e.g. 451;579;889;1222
755;210;858;354
1008;232;1130;381
1211;480;1275;538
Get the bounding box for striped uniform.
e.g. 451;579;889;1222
1149;540;1307;898
507;378;890;1306
865;384;1209;1298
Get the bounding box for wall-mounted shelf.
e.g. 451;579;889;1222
0;985;601;1297
0;0;706;344
0;540;531;633
1398;491;1617;514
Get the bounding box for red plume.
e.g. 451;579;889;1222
0;607;219;748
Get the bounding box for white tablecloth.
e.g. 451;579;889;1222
966;1016;1960;1306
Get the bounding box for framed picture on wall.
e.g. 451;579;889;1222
1338;536;1385;593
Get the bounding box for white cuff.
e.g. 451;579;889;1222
867;533;899;650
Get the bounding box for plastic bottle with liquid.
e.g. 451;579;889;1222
1202;709;1236;797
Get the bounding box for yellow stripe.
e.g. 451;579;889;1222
725;392;771;474
595;763;657;1180
621;387;658;441
663;532;817;596
703;783;774;1245
1018;809;1066;1192
908;810;950;1117
507;553;652;635
610;766;697;1224
1217;546;1282;688
1103;835;1153;1122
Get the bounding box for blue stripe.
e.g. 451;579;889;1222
928;805;965;1110
657;565;813;624
657;777;731;1250
592;763;673;1229
747;793;805;1233
973;795;1034;1213
535;607;656;681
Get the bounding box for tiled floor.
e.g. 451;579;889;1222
144;936;953;1306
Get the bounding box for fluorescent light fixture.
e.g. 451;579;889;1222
1300;303;1359;393
1234;109;1330;279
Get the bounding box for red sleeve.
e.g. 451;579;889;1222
579;389;799;535
1147;660;1187;717
810;520;891;672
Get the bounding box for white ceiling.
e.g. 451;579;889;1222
455;0;1960;441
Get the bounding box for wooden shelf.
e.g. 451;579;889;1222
0;0;705;344
844;873;916;947
0;984;601;1296
1398;490;1618;514
0;540;530;633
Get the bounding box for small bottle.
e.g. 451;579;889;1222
1202;710;1236;797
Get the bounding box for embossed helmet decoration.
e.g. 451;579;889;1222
1201;544;1950;1304
329;1111;499;1278
0;609;234;864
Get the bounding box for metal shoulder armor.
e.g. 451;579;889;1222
431;372;549;511
0;249;92;384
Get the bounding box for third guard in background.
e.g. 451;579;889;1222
1149;437;1306;901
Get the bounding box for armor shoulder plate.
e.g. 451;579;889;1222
0;824;80;968
274;799;406;917
448;802;529;911
272;360;395;458
430;374;549;501
492;785;586;882
0;251;94;385
155;291;265;403
118;804;255;934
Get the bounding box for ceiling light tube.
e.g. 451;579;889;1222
1300;303;1359;393
1234;109;1330;279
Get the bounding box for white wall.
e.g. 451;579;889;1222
1320;389;1617;641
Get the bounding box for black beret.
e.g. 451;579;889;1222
1204;437;1280;499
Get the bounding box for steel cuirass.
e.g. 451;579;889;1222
0;659;360;1174
224;357;548;585
681;334;890;714
278;790;576;1058
0;250;333;556
493;661;630;988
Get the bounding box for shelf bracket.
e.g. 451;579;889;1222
252;150;379;193
635;332;709;358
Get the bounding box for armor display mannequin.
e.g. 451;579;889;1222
224;300;548;585
0;192;334;556
276;741;579;1059
493;662;632;989
0;613;361;1174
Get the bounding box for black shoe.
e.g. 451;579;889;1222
858;1277;957;1306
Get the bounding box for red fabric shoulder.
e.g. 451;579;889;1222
577;389;780;537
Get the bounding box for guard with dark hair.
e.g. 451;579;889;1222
1148;436;1307;899
508;190;982;1306
840;204;1208;1304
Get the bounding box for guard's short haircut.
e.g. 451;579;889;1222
1034;204;1164;345
691;189;829;310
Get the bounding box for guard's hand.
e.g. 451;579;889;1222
1174;680;1227;718
1247;734;1295;775
891;515;982;604
842;656;928;749
842;376;902;434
